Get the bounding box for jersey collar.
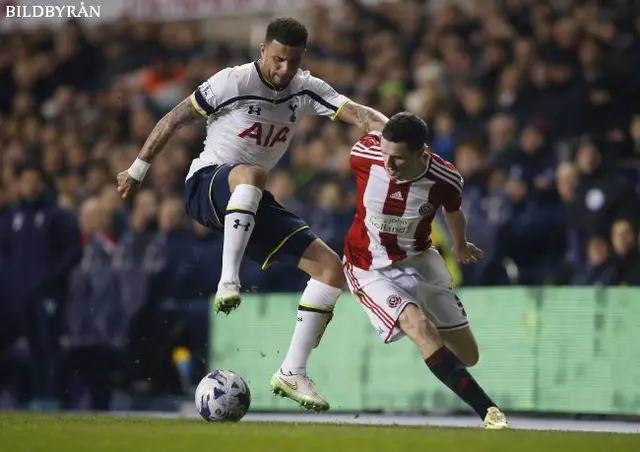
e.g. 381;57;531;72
395;154;431;185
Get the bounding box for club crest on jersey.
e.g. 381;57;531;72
387;294;402;308
418;202;434;216
288;102;298;122
248;105;261;115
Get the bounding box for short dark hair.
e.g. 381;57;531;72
382;112;428;153
265;17;308;48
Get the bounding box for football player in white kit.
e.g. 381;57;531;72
343;112;508;429
116;18;388;411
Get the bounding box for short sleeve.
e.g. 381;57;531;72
442;182;463;212
350;133;383;173
190;68;235;117
303;75;350;121
431;159;464;212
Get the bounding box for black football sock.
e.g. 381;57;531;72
425;346;496;419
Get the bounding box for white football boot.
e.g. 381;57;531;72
270;369;330;412
483;406;509;430
213;281;242;315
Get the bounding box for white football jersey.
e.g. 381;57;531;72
186;61;350;179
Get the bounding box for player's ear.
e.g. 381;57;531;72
259;42;267;58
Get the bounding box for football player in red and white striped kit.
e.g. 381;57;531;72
343;112;508;429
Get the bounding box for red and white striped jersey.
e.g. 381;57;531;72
344;132;463;270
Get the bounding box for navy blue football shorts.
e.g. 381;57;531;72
184;164;317;269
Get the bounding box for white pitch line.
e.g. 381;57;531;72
155;408;640;435
239;413;640;434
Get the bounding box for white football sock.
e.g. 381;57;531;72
280;279;342;375
220;184;262;286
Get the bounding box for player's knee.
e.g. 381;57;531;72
443;330;480;367
228;165;268;191
461;347;479;368
316;252;344;288
300;241;344;288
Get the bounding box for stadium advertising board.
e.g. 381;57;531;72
211;288;640;415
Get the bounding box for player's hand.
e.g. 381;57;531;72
116;170;140;199
452;242;483;264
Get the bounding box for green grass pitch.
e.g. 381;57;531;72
0;413;638;452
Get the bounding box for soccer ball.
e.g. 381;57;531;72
195;369;251;422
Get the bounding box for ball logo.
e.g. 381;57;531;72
418;202;434;216
387;294;402;308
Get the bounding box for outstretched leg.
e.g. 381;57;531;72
398;304;508;429
271;239;344;412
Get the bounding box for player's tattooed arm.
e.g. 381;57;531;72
336;101;388;133
138;96;204;162
118;96;205;199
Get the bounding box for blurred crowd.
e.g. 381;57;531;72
1;0;640;409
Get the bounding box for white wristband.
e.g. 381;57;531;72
128;158;151;182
